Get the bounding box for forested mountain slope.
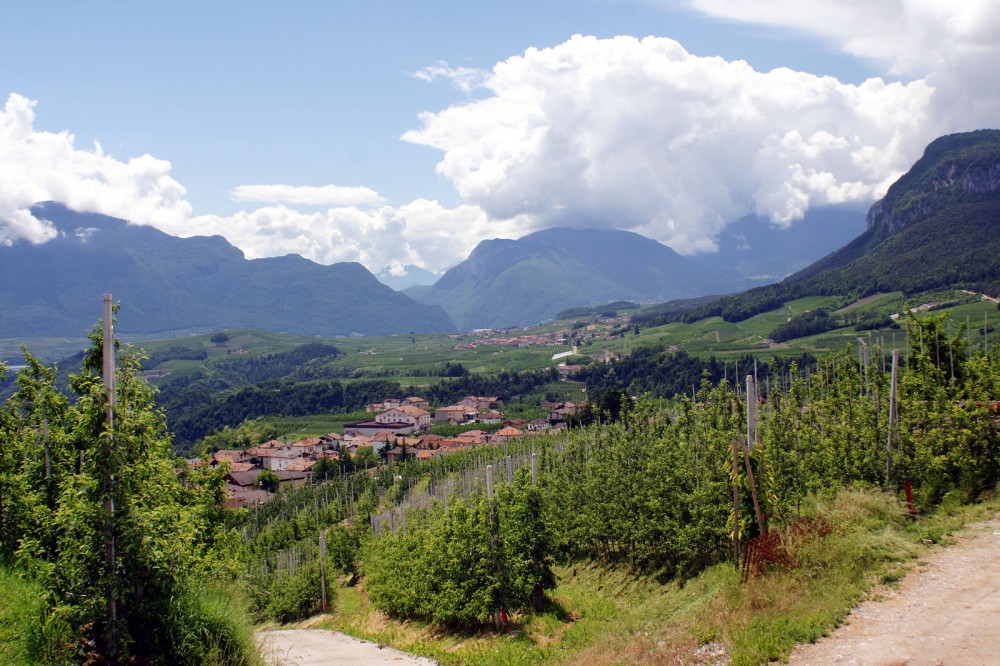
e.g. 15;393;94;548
0;202;455;337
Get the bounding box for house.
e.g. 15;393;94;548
478;410;503;424
527;418;551;432
226;469;262;488
319;432;343;448
376;406;431;432
275;469;311;490
286;459;317;473
367;430;399;453
290;437;322;456
384;445;416;464
548;401;582;424
460;396;501;411
223;486;271;509
211;449;252;466
434;405;468;423
402;396;430;410
503;418;527;429
415;449;444;461
492;426;523;443
248;445;301;471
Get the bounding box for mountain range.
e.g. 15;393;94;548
2;130;995;340
0;203;454;338
661;129;1000;324
405;209;865;329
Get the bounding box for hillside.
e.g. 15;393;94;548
651;129;1000;324
0;202;455;337
412;227;749;329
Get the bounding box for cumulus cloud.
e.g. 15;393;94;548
231;183;385;207
0;91;492;272
404;34;939;253
682;0;1000;77
185;199;506;274
0;92;191;246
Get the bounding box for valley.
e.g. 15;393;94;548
2;130;1000;666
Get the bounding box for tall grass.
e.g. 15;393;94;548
0;566;263;666
0;564;75;665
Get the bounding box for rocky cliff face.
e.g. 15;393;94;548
866;129;1000;234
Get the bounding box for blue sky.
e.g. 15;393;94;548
1;1;996;275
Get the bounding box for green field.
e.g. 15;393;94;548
6;288;998;391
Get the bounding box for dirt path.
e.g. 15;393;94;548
787;514;1000;666
258;628;437;665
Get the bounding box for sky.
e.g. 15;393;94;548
1;1;998;277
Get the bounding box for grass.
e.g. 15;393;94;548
0;567;264;666
0;564;73;665
302;488;999;666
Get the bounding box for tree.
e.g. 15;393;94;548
257;469;280;493
0;315;253;662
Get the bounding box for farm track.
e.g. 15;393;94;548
787;512;1000;665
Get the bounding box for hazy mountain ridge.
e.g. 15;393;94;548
1;202;455;338
411;210;866;330
412;227;750;329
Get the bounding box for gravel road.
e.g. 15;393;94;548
787;514;1000;666
258;628;437;665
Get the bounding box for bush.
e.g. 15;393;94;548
263;561;329;623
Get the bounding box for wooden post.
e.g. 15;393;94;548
740;435;767;535
746;375;756;451
102;294;117;657
319;530;328;612
731;436;740;567
486;464;494;500
886;349;899;484
531;451;537;486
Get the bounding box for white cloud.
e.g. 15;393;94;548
0;92;191;246
231;184;385;207
404;34;939;253
184;199;503;274
682;0;1000;77
412;61;491;93
0;91;490;272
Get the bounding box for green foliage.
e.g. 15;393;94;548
195;417;280;457
0;319;258;663
0;564;75;665
556;301;640;319
769;309;837;343
363;480;556;628
257;469;280;493
262;560;328;623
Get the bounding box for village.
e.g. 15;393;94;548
204;394;585;507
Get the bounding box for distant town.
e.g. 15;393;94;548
194;394;585;508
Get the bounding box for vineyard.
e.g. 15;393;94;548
233;313;999;633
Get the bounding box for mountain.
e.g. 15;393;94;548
691;208;866;282
0;203;455;338
655;129;1000;324
410;227;751;330
375;264;439;291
